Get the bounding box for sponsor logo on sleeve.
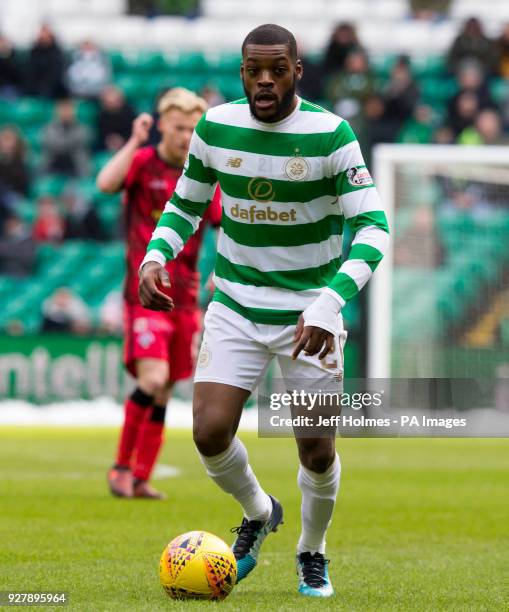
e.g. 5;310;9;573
346;166;373;187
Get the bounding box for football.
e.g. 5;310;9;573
159;530;237;600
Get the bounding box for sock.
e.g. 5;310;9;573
115;387;153;468
132;404;166;481
198;437;272;521
297;453;341;555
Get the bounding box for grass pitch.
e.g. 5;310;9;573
0;427;507;611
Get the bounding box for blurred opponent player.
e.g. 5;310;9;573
97;88;221;499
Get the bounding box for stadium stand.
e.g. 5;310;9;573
1;1;509;349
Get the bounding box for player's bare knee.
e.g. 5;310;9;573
137;367;169;397
138;376;167;397
154;382;173;407
193;412;233;456
299;440;336;473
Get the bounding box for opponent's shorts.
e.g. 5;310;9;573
124;302;200;381
194;301;348;394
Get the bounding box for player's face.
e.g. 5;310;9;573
158;109;202;165
241;44;302;123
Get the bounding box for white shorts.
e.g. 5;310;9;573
194;301;348;394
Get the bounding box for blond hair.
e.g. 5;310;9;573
157;87;208;116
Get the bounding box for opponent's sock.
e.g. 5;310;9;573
198;437;272;521
132;404;166;481
297;453;341;555
115;388;153;468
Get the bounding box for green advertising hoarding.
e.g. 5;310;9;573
0;334;131;403
0;334;360;404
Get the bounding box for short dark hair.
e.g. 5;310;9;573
242;24;298;61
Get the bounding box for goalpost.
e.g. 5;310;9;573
370;144;509;381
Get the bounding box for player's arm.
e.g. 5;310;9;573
293;122;390;359
96;113;153;193
139;116;218;311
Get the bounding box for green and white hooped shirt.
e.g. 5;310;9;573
142;97;390;325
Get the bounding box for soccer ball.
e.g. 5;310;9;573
159;530;237;600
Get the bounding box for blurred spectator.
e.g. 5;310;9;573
298;52;325;102
32;195;65;242
0;126;30;197
97;85;136;152
128;0;201;18
495;23;509;78
447;18;498;75
0;34;22;99
433;125;455;144
62;188;105;240
99;290;123;335
409;0;451;20
42;287;91;334
200;85;225;108
446;62;496;137
441;182;494;219
0;215;36;276
446;90;479;137
398;104;435;144
67;40;111;99
326;49;376;123
458;109;507;145
500;90;509;132
322;23;361;78
383;55;419;131
41;99;90;177
0;188;12;236
25;24;67;98
453;61;495;108
356;95;395;166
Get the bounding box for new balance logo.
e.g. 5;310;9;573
226;157;243;168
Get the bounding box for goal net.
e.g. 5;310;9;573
370;145;509;385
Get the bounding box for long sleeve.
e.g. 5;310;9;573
325;122;390;308
141;116;218;268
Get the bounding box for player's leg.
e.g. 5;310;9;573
132;308;201;498
193;381;271;517
276;323;347;597
131;362;173;500
108;303;172;498
294;434;340;598
109;357;169;497
193;302;283;580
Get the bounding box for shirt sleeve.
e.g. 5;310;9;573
141;116;218;268
325;120;390;308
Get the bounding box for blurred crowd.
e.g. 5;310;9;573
300;18;509;165
1;17;509;331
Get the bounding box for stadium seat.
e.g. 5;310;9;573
420;78;458;104
92;151;114;176
31;175;69;199
9;97;54;127
411;55;446;80
76;100;98;128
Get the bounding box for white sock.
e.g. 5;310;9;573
297;453;341;555
198;437;272;521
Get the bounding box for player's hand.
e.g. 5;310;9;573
292;314;334;360
131;113;153;146
138;262;174;311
